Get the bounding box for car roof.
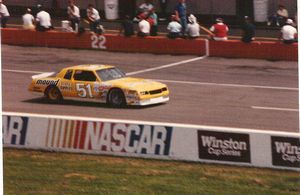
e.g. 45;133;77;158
67;64;115;71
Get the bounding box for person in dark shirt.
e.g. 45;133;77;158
241;16;255;43
120;15;135;37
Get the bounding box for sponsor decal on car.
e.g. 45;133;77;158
60;82;72;91
93;83;111;93
36;79;60;86
271;136;300;168
197;130;251;163
2;116;28;145
45;119;173;156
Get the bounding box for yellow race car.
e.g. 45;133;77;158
28;64;169;107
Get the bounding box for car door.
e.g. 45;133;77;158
72;69;101;99
59;69;75;97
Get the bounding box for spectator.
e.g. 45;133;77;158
159;0;168;20
137;14;150;37
35;4;53;32
87;4;102;34
67;0;80;31
210;18;229;41
138;0;154;16
149;8;158;36
167;15;182;39
0;0;9;28
186;14;200;39
22;8;35;30
241;16;255;43
280;18;297;44
120;15;135;37
175;0;187;35
267;4;289;27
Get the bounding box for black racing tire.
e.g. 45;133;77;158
107;88;126;107
45;86;63;102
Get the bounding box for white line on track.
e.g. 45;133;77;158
2;68;298;91
157;79;298;91
252;106;299;112
2;69;44;74
126;56;207;76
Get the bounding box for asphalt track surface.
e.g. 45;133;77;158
2;44;299;132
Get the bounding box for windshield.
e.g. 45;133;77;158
96;67;126;82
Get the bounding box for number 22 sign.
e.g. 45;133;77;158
91;34;107;49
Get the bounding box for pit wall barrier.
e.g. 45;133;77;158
3;112;300;171
1;28;297;61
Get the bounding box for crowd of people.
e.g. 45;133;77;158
0;0;297;44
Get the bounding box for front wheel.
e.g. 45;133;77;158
45;86;63;102
108;89;126;107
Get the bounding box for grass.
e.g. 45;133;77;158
3;148;300;194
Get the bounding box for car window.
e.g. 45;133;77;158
96;68;125;82
64;69;73;80
73;70;97;81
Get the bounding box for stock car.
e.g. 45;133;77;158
28;64;169;107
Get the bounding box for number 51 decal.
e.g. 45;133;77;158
76;83;93;98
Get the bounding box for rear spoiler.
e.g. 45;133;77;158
31;72;56;80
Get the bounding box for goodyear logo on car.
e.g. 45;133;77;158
36;79;60;86
45;119;173;156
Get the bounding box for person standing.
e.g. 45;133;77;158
87;4;102;34
267;4;289;27
22;8;35;30
0;0;9;28
241;16;255;43
35;4;53;32
67;0;80;31
280;19;297;44
175;0;187;35
210;18;229;41
138;0;154;16
159;0;168;20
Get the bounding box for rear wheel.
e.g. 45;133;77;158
108;89;126;107
45;86;63;102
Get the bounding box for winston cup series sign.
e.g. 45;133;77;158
197;130;251;163
271;136;300;168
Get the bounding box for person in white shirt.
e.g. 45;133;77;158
67;0;80;31
167;15;182;39
280;19;297;44
186;14;200;39
35;4;53;32
22;8;34;30
0;0;10;28
137;14;150;37
87;4;102;33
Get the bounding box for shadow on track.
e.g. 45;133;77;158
23;97;165;110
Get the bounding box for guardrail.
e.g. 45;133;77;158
1;28;298;61
3;112;300;171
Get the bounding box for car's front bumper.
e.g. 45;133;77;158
130;96;169;106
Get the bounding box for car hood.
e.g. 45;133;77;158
105;77;166;91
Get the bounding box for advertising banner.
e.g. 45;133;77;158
3;113;300;171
